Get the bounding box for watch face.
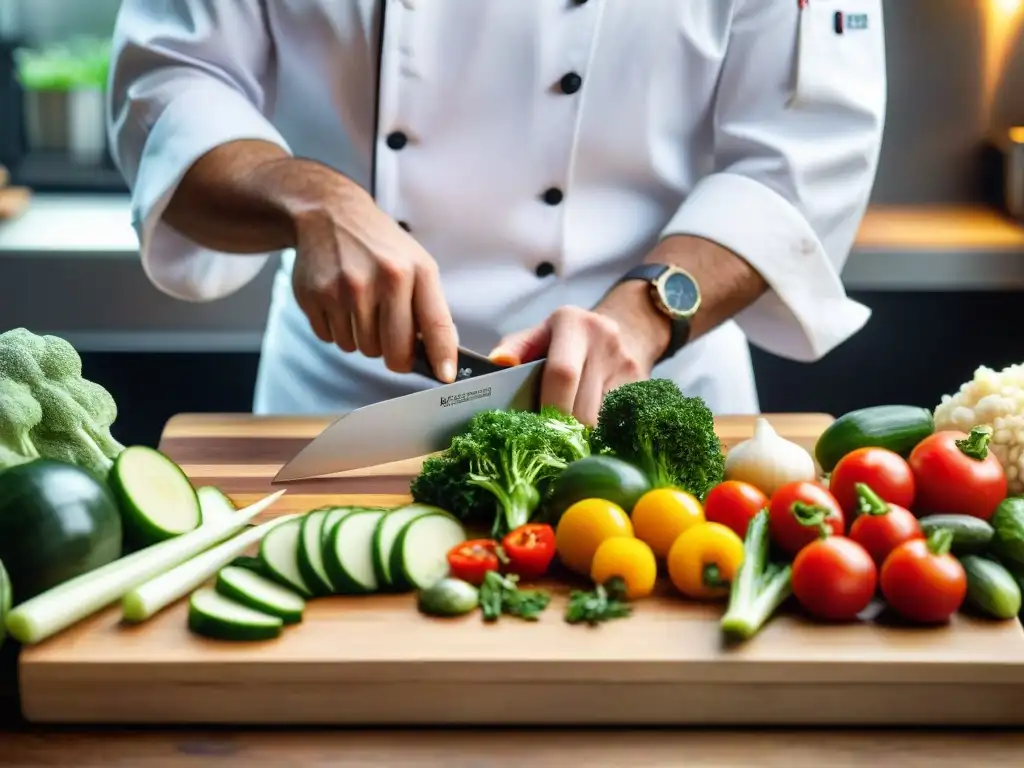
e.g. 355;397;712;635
662;271;700;314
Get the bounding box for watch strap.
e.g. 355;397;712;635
615;264;692;365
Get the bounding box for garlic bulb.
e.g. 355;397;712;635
724;417;816;496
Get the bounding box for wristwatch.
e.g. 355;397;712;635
612;264;702;364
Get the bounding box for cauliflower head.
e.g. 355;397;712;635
934;363;1024;493
0;327;125;478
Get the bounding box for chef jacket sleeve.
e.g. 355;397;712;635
660;0;886;362
107;0;292;302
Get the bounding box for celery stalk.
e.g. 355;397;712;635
720;508;792;641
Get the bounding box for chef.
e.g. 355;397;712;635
106;0;886;425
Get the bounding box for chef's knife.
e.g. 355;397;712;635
272;342;545;482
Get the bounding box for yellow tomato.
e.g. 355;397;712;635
667;522;745;601
631;488;705;558
555;498;634;575
590;536;657;599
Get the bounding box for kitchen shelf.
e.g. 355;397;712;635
856;205;1024;251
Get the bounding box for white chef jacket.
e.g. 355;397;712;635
107;0;886;417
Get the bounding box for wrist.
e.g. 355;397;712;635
594;280;672;371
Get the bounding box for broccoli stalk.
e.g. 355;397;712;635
720;509;793;641
591;378;725;500
0;328;124;478
411;408;588;538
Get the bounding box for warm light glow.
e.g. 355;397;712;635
981;0;1024;114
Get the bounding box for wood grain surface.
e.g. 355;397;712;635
16;412;1024;728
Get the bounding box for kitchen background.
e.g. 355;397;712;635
2;0;1024;447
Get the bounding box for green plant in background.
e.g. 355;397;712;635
14;36;111;91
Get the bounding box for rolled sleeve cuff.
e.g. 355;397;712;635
661;173;870;362
130;83;292;302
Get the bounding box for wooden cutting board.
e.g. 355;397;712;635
17;413;1024;727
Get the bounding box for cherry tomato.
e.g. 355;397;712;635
703;481;769;540
880;530;967;624
908;427;1007;520
768;481;845;556
829;447;915;516
848;482;923;567
792;536;878;621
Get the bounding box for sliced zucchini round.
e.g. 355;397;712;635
297;510;334;596
258;519;314;598
108;445;201;547
390;513;467;591
372;504;446;590
325;509;386;594
216;565;306;624
196;486;236;525
187;588;283;642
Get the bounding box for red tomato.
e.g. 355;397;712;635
829;447;915;516
908;428;1007;520
792;537;878;621
880;532;967;624
768;481;845;556
848;483;923;567
703;481;769;539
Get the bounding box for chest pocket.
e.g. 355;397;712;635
792;0;885;111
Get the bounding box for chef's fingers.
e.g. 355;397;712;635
412;264;458;384
326;308;357;353
378;262;416;373
346;271;382;359
489;323;550;366
305;309;333;344
540;310;587;416
572;358;606;427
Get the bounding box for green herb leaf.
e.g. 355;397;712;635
564;580;632;626
479;571;551;622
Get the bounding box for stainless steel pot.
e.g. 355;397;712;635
22;87;106;164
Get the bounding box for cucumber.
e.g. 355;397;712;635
108;445;202;547
960;555;1022;620
228;554;271;577
0;559;10;651
196;486;236;525
814;405;934;472
324;509;386;594
991;497;1024;569
320;507;356;547
545;456;652;520
417;577;479;617
258;519;314;598
918;514;994;554
187;587;283;642
372;504;447;589
215;565;305;624
390;513;468;591
297;510;335;596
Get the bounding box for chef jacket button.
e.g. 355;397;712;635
542;187;564;206
398;221;411;232
559;72;583;95
572;0;589;5
386;131;409;150
535;261;556;278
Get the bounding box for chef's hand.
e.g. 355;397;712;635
489;285;671;426
290;179;459;383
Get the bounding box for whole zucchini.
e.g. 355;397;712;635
545;455;651;520
815;405;934;472
918;514;994;554
960;555;1022;620
991;497;1024;569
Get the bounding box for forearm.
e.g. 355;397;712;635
597;235;768;364
163;139;360;254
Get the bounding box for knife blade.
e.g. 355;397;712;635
273;352;546;482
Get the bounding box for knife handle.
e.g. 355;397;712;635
411;339;510;382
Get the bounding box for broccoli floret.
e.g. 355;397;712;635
591;378;725;500
411;408;587;537
539;405;591;461
0;328;125;478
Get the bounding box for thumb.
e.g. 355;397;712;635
489;321;551;365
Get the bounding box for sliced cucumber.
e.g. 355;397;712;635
372;504;446;590
324;509;386;594
216;565;305;624
108;445;201;547
298;510;334;595
197;486;236;525
320;507;356;549
187;587;282;642
259;519;314;598
390;513;467;591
